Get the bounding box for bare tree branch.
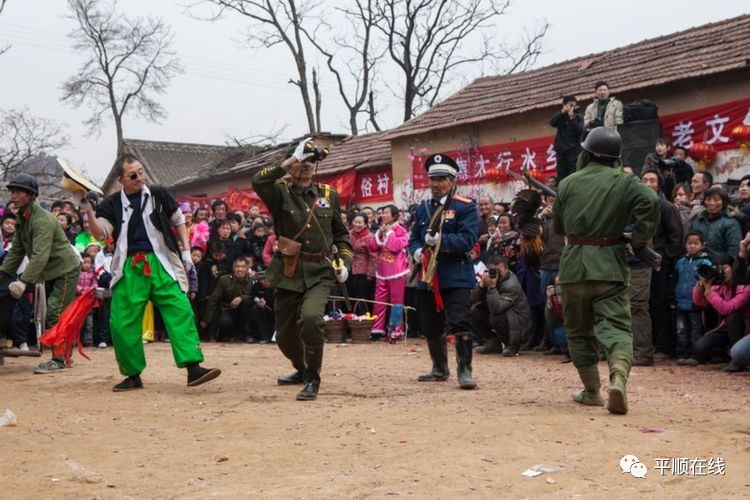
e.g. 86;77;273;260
0;108;70;183
224;123;288;147
199;0;322;133
374;0;547;121
60;0;182;158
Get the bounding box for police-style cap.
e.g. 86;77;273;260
424;153;459;178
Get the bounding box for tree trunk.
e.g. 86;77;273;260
313;68;322;133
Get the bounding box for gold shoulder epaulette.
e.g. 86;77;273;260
453;195;473;203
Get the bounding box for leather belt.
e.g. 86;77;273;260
276;249;332;262
567;237;622;246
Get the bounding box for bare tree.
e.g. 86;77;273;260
60;0;182;158
0;107;70;182
0;0;10;55
200;0;322;134
375;0;548;122
302;0;382;135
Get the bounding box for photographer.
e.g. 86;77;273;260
549;95;584;180
690;253;750;366
643;138;694;199
583;81;623;130
471;255;531;357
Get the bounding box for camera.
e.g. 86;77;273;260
697;263;722;283
572;105;580;113
303;141;330;162
658;157;682;169
488;268;498;279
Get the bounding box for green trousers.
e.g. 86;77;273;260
274;281;333;374
561;281;633;372
110;253;203;376
47;268;80;328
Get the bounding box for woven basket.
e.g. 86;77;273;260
347;318;376;343
324;319;348;343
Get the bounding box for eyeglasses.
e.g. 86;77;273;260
127;171;144;181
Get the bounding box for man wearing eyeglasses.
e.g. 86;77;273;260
80;154;221;392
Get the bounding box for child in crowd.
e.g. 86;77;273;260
674;231;712;364
544;276;569;359
76;254;98;347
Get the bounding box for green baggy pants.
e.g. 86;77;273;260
110;253;203;376
561;281;633;374
274;281;333;374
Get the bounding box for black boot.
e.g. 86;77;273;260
296;371;321;401
455;334;477;390
296;347;323;401
277;366;306;385
417;336;450;382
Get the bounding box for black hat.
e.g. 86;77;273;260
7;173;39;196
424;153;459;178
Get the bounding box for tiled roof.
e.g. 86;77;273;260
386;14;750;140
314;132;391;173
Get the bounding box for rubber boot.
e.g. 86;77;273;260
607;357;630;415
475;336;502;355
417;336;450;381
277;363;306;385
297;347;323;401
572;364;603;406
455;334;477;390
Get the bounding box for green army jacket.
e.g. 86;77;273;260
0;203;80;284
204;274;254;324
252;164;353;293
553;163;660;285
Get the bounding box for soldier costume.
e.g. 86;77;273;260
408;153;479;389
252;138;352;401
553;127;660;414
0;174;80;373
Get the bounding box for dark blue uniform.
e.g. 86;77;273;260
408;195;478;337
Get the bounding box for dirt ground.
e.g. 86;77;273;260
0;340;748;499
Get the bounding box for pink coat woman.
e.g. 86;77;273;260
368;206;409;335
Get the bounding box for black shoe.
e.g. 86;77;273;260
259;339;271;345
113;375;143;392
632;357;654;367
296;380;320;401
277;370;305;385
533;343;550;353
186;367;222;387
245;336;258;344
723;362;745;373
543;346;562;355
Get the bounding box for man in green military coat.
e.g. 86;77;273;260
0;174;80;373
553;128;660;415
252;138;352;401
201;257;254;342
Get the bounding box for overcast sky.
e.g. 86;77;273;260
1;0;748;183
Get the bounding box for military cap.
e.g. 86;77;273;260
424;153;459;178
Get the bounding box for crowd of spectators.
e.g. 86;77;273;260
2;130;750;374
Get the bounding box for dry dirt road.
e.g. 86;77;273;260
1;341;748;499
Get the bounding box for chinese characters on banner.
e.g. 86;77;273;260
411;97;750;190
353;169;393;203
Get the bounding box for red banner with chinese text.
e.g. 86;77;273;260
351;168;394;204
410;96;750;189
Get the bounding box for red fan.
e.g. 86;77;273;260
40;289;99;366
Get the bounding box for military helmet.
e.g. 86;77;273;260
582;127;622;159
6;173;39;196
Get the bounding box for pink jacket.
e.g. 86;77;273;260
350;228;376;277
369;223;409;280
263;234;277;267
76;269;97;295
692;283;750;321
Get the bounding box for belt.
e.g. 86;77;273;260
300;249;332;262
567;237;622;246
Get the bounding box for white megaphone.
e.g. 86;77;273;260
57;157;104;196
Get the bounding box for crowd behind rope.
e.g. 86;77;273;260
1;140;750;373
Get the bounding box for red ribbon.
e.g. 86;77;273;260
131;253;151;276
422;249;445;312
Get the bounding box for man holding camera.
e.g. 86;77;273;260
584;81;623;130
471;255;531;356
550;95;584;181
554;127;660;415
252;138;352;401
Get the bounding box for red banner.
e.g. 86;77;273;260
410;96;750;189
352;168;394;204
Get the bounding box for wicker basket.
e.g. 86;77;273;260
347;318;376;343
324;319;348;343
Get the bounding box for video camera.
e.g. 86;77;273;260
658;157;685;169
